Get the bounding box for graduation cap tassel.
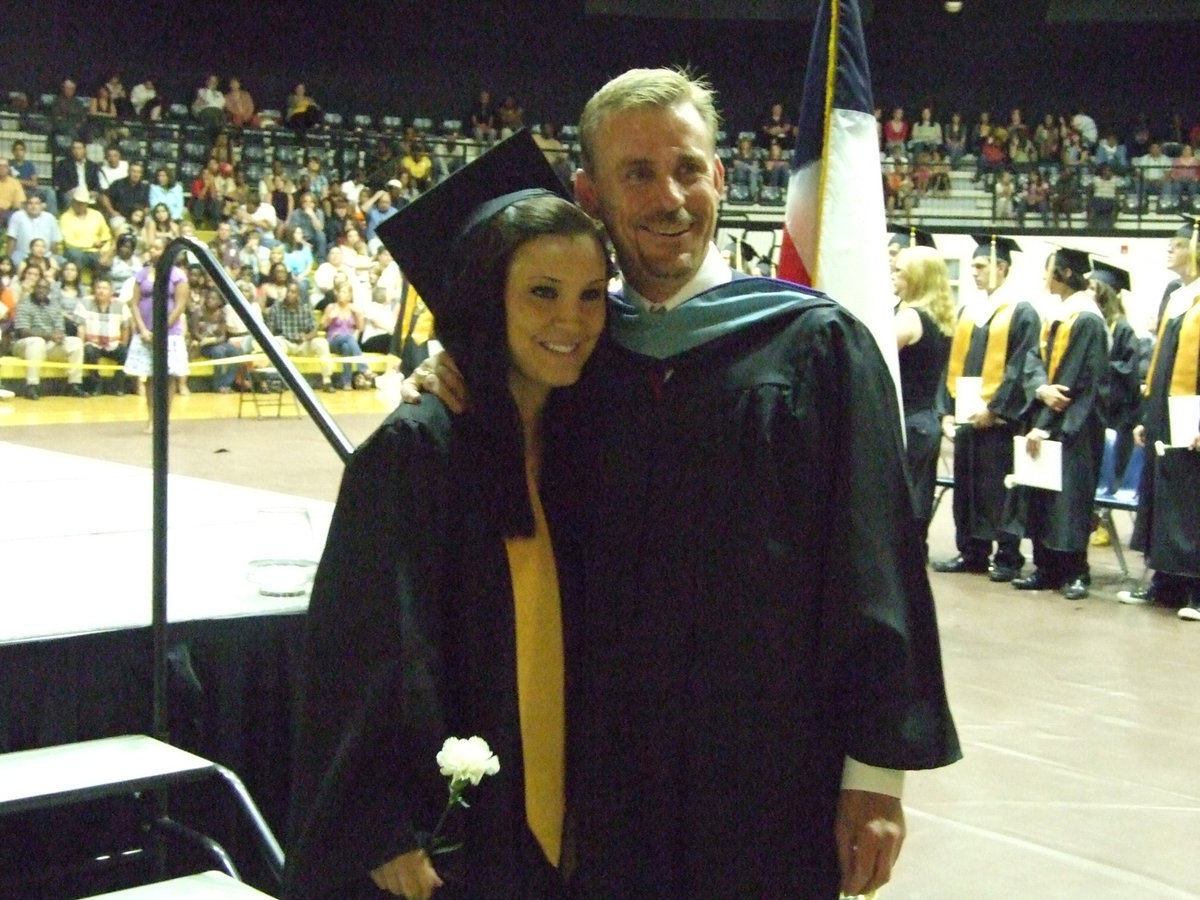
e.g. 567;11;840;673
989;235;998;293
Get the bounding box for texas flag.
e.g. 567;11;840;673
776;0;900;388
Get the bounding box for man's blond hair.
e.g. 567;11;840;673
578;67;721;174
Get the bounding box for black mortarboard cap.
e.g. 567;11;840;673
1089;259;1131;292
887;223;937;249
376;130;571;319
970;233;1021;264
1051;246;1092;278
1174;213;1200;242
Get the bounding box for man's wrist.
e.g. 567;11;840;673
841;757;905;798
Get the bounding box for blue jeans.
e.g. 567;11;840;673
200;341;241;389
328;333;366;383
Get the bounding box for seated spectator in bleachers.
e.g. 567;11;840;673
1;256;14;345
371;247;403;302
1006;108;1030;142
224;77;256;128
883;107;909;155
466;89;498;144
104;73;133;118
339;168;367;211
496;94;525;139
1133;142;1171;211
322;194;353;249
883;160;915;220
1060;129;1089;172
97;146;127;192
973;133;1007;186
107;232;141;296
728;136;762;202
1094;133;1130;174
1127;114;1153;160
1033;113;1062;174
943;111;967;166
208;220;242;271
100;160;149;228
5;194;61;267
909;107;943;155
1089;165;1120;227
225;264;263;353
1050;167;1083;227
283;226;315;283
758;102;795;151
969;110;992;154
59;187;112;280
994;172;1015;220
192;75;227;133
265;278;335;391
53;139;101;211
1007;132;1034;173
238;230;269;284
260;255;292;308
304;157;330;203
361;189;398;255
285;83;322;132
928;149;951;196
9;141;57;216
1016;171;1051;227
1072;107;1099;149
12;273;87;399
268;174;296;231
321;281;369;389
236;190;279;246
532;124;571;185
89;84;118;119
55;261;87;330
285;191;327;262
762;139;790;190
1161;144;1199;211
311;245;356;310
188;289;240;393
358;283;399;355
76;275;129;395
339;224;375;278
0;160;28;230
190;158;225;229
17;238;61;280
148;166;185;221
142;202;180;249
130;76;162;120
50;79;87;138
400;141;435;193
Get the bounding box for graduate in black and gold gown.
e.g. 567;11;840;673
283;134;609;900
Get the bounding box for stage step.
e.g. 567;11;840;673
85;870;274;898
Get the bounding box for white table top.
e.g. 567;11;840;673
86;870;275;898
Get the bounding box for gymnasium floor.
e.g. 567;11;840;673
1;387;1196;898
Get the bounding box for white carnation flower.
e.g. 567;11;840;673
437;735;501;786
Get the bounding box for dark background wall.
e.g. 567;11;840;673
2;1;1195;139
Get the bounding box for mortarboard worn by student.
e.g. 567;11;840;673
932;232;1042;581
284;131;610;900
1006;246;1109;599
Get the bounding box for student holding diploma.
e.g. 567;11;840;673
1122;217;1200;619
1008;248;1109;600
934;234;1041;582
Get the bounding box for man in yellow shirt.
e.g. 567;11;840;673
59;186;113;279
0;159;27;229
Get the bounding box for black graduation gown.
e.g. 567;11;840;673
283;401;568;900
1131;309;1200;575
1102;318;1144;432
554;281;961;899
899;308;951;525
936;300;1042;546
1017;309;1110;552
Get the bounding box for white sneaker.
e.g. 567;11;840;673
1117;588;1152;605
0;388;14;401
1177;602;1200;622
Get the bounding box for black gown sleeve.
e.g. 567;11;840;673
777;308;961;770
1033;315;1109;438
283;406;453;900
990;302;1042;423
1102;318;1143;431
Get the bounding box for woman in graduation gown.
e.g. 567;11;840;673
1091;261;1145;495
282;136;609;900
892;243;955;556
1010;249;1110;598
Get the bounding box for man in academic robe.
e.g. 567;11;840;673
934;235;1042;581
1009;248;1109;599
1123;218;1200;618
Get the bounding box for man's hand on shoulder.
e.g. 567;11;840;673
835;789;904;897
399;351;469;413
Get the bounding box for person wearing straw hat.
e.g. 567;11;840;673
1120;215;1200;617
934;234;1041;582
285;133;609;900
1008;248;1109;600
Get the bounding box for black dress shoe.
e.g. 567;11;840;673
68;384;90;398
1063;577;1089;600
1013;571;1055;591
989;565;1021;583
23;385;39;401
932;555;989;574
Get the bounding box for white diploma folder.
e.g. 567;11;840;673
1168;395;1200;449
1007;436;1063;492
954;377;987;423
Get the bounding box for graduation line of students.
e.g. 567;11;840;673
912;219;1200;612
